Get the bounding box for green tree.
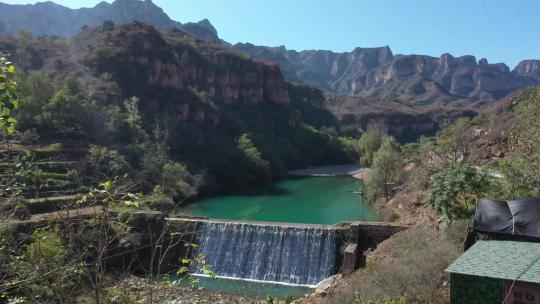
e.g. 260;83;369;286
426;162;490;221
366;136;402;200
123;96;147;143
17;71;55;128
47;88;84;133
16;29;33;70
85;145;130;180
237;133;271;184
161;160;196;202
359;130;382;166
6;228;86;303
0;54;18;134
435;117;473;162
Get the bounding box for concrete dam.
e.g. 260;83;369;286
166;217;405;287
10;210;404;287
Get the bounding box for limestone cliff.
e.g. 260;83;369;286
79;23;289;116
234;44;540;104
513;60;540;78
326;95;477;142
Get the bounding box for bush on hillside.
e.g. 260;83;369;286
425;162;490;222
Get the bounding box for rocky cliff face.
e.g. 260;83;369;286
326;95;477;142
235;44;540;104
0;0;220;41
513;60;540;78
77;23;289;119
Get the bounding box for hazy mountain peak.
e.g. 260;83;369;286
0;0;219;41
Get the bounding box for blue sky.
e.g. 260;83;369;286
3;0;539;68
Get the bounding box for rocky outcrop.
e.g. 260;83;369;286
0;0;220;41
513;60;540;78
235;44;540;104
79;23;289;109
326;95;477;142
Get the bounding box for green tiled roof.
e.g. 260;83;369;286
446;240;540;284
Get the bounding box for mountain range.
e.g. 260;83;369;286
0;0;219;41
0;0;540;142
234;44;540;105
1;0;540;106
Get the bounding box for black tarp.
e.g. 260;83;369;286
474;198;540;239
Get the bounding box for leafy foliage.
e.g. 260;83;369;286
426;163;490;221
434;117;473;162
366;136;402;200
235;133;271;185
0;54;18;134
85;145;131;180
6;228;86;303
358;130;381;166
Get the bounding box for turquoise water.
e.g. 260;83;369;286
180;276;314;300
173;176;377;299
175;176;378;224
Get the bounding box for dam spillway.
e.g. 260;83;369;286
164;217;405;289
194;221;338;286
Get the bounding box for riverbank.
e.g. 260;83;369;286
287;164;369;178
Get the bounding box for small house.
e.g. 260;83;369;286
446;240;540;304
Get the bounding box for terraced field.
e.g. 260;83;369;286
1;140;90;218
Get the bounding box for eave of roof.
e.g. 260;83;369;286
445;240;540;284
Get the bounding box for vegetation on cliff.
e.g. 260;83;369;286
1;22;359;205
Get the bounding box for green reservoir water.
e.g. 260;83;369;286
172;176;377;299
177;276;314;300
176;176;378;224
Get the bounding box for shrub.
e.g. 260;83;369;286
144;193;176;212
235;133;271;185
48;142;63;152
7;228;86;303
425;162;490;222
85;145;130;179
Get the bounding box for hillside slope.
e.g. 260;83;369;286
1;22;348;190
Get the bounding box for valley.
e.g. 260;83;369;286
1;1;540;303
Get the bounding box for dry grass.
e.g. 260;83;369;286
304;222;467;304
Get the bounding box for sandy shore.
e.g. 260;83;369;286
287;164;370;180
352;169;370;180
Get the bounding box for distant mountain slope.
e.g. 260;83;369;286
0;0;220;41
234;43;540;104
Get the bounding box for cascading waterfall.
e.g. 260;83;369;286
194;221;338;286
